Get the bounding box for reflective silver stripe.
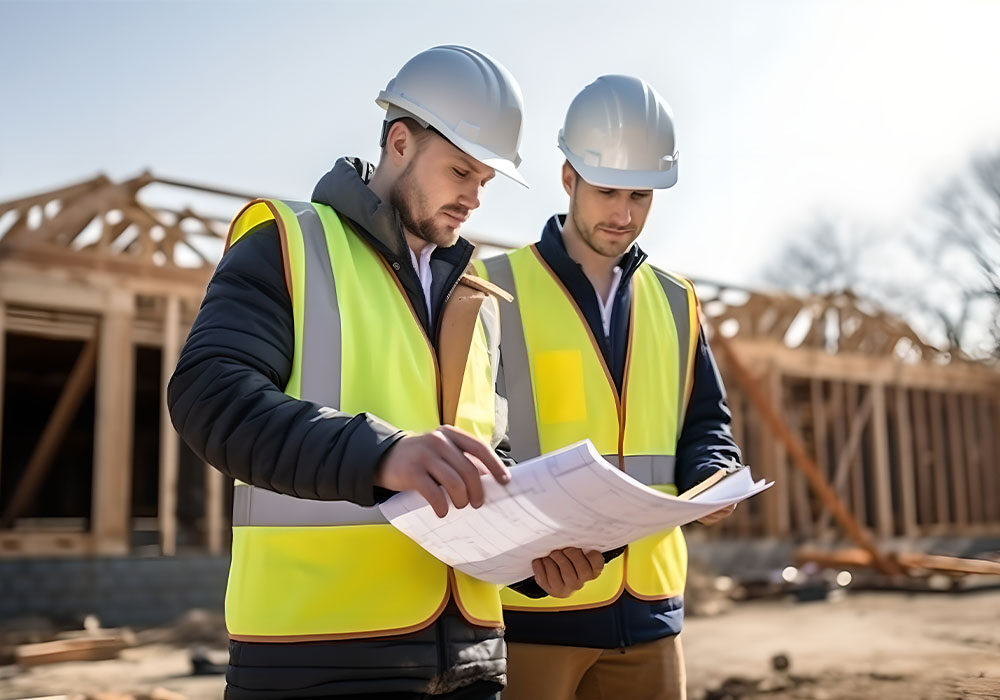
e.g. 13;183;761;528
604;454;676;486
483;255;542;462
233;484;388;527
650;267;694;434
285;200;342;407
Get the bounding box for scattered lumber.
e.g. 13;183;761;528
795;546;1000;577
15;635;129;666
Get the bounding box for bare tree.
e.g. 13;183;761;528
764;148;1000;360
919;149;1000;357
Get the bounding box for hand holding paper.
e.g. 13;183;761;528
379;440;772;585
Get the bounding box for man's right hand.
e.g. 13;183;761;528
375;425;511;517
531;548;605;598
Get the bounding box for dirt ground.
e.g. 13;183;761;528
1;590;998;700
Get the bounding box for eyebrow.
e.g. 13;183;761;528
455;153;494;182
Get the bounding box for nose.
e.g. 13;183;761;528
607;197;633;229
458;181;483;211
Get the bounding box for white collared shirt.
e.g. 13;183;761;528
408;243;438;323
593;266;624;337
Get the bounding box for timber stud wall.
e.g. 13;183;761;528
712;340;1000;541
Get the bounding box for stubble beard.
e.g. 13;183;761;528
571;207;634;259
390;162;460;248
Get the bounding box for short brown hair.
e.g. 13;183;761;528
379;116;433;153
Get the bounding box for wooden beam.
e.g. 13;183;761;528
710;333;901;574
768;367;791;536
893;387;918;536
816;387;873;532
944;393;968;526
870;383;894;538
0;531;93;557
911;390;934;529
962;395;983;524
928;392;950;524
726;391;753;537
809;379;830;481
0;276;108;313
979;397;999;522
205;462;225;555
730;338;1000;394
91;291;135;555
785;394;814;537
826;380;848;538
0;338;97;528
846;383;868;528
158;296;181;555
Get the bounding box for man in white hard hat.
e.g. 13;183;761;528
169;45;538;700
475;75;742;700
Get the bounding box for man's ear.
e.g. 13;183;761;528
561;161;576;197
385;121;415;166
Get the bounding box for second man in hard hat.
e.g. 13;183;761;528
476;75;742;700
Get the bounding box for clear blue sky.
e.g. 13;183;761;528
2;0;999;286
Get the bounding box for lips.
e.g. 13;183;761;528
441;209;470;225
597;226;634;236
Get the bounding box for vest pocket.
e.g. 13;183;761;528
532;350;587;424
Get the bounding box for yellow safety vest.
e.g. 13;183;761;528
223;198;502;641
475;245;699;611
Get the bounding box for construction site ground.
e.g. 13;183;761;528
1;589;998;700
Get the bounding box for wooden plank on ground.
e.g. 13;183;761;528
944;392;969;527
0;338;97;527
158;295;181;555
870;383;894;538
16;635;127;666
893;387;918;536
92;291;136;555
928;392;950;524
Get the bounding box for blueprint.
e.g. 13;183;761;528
379;440;772;585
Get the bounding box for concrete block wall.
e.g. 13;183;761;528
0;555;229;627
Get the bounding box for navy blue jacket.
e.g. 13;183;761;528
503;215;742;649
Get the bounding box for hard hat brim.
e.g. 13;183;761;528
561;146;678;190
378;93;529;188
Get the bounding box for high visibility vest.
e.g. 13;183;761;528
475;245;699;611
223;199;503;641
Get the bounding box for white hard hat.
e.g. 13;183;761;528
558;75;678;190
377;45;528;188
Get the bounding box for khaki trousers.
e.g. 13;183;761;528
504;635;686;700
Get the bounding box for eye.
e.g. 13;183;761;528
599;189;615;196
452;167;469;178
631;191;651;200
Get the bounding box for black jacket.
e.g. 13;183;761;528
168;158;507;698
503;215;743;649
